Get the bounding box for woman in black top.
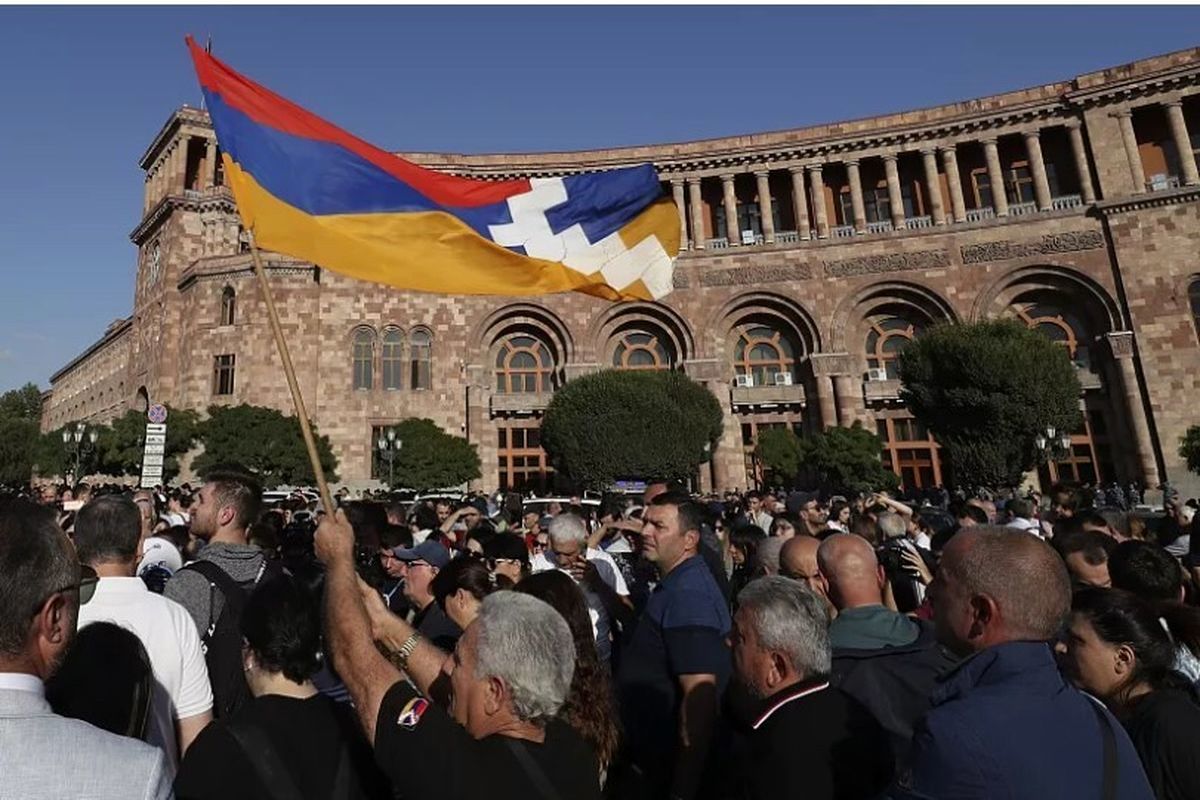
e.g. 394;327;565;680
728;524;766;605
175;574;389;800
1058;588;1200;800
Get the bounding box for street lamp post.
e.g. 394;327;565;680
1034;425;1073;479
376;428;402;488
62;421;98;483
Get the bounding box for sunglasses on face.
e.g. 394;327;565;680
51;564;98;606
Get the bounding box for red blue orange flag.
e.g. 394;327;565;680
186;37;680;301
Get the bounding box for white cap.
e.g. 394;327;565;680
139;535;183;576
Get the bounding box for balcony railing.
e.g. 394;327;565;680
1052;194;1083;210
490;392;554;414
1146;174;1182;192
863;378;903;401
685;187;1091;253
730;383;807;406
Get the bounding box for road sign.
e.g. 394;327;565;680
141;419;168;487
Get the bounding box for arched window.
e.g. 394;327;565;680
220;286;236;326
612;330;672;370
733;323;798;386
382;328;404;390
352;328;375;390
1189;280;1200;346
495;334;555;394
410;329;432;390
1014;302;1091;369
865;316;923;380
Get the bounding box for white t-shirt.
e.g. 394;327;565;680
530;546;629;663
77;577;213;773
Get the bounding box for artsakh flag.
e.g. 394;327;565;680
186;37;680;301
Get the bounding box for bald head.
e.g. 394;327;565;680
817;533;884;610
781;535;820;578
935;526;1070;654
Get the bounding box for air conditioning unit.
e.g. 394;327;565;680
734;374;754;388
867;368;889;382
773;372;793;386
740;230;757;245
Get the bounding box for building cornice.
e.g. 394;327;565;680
161;49;1200;181
1093;185;1200;216
49;317;132;384
130;188;237;245
177;255;316;291
139;106;211;168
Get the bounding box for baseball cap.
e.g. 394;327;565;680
392;539;451;569
786;491;819;515
139;535;183;576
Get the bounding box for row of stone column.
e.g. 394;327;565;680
671;122;1098;249
1114;99;1200;192
143;136;222;213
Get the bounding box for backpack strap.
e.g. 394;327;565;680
1086;696;1118;800
225;718;307;800
503;737;563;800
182;560;248;637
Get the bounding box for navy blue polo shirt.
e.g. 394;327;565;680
616;554;731;776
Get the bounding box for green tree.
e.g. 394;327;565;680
0;383;44;484
1179;426;1200;475
0;382;43;421
32;427;73;479
899;318;1083;488
755;427;804;484
795;423;900;495
377;418;481;489
94;407;200;480
193;404;339;488
541;369;723;489
0;418;40;484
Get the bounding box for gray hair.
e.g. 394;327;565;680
547;513;588;546
0;500;78;655
473;592;576;723
738;576;831;679
877;511;906;540
757;537;786;575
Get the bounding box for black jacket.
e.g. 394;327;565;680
729;678;893;800
831;618;957;766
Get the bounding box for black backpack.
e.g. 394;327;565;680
183;558;282;719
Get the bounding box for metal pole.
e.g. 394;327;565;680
247;234;334;512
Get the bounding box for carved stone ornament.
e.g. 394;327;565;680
699;263;814;288
809;352;856;376
960;230;1105;265
1106;331;1135;359
822;249;950;279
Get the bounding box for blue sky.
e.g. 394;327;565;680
1;5;1198;392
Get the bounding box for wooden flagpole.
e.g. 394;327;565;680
247;234;335;514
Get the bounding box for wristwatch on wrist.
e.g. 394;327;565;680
390;632;421;672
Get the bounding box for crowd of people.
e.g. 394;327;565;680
2;472;1200;799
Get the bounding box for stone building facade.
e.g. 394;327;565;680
43;47;1200;495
